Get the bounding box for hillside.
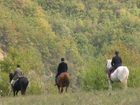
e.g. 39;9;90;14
0;0;140;95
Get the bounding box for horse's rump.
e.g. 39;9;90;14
19;77;29;86
57;72;70;87
111;66;129;82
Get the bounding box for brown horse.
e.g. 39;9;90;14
56;72;70;93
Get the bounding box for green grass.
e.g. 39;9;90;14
0;88;140;105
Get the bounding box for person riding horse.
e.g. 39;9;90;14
11;64;23;86
109;51;122;78
55;58;68;85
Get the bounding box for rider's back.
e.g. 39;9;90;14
111;55;122;69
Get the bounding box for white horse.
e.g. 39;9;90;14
106;59;129;90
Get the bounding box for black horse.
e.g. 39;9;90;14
9;72;29;96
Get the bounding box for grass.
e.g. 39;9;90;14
0;88;140;105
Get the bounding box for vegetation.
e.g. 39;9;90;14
0;88;140;105
0;0;140;95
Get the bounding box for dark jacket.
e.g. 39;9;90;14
56;62;68;77
111;55;122;69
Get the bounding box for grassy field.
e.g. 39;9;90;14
0;88;140;105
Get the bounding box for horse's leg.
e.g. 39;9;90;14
13;90;18;96
66;82;70;93
109;80;112;90
21;89;25;95
122;76;128;89
65;86;68;93
21;86;27;95
107;74;112;91
61;87;63;93
13;90;15;96
15;91;18;96
57;86;61;93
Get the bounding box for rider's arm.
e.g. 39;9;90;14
57;64;61;73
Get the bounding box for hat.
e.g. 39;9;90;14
17;64;20;67
115;51;119;55
61;58;65;61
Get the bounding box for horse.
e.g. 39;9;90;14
56;72;70;93
9;72;29;96
106;59;129;90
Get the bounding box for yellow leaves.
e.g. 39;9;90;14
38;18;49;29
0;49;6;61
13;0;32;8
37;17;56;37
35;6;46;17
128;15;140;25
0;6;9;19
119;8;140;21
33;6;56;38
35;7;49;28
75;1;85;12
119;8;128;16
57;35;82;63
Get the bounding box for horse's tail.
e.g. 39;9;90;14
64;73;70;86
20;77;29;95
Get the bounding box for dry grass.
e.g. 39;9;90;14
0;88;140;105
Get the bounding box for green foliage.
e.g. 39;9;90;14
128;67;140;87
80;58;108;90
0;72;9;96
0;0;140;95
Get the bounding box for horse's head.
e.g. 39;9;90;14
9;72;14;82
106;59;112;71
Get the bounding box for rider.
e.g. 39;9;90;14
111;51;122;73
11;64;23;86
55;58;68;85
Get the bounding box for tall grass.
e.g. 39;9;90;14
0;88;140;105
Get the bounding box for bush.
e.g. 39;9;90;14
0;72;9;96
80;58;108;90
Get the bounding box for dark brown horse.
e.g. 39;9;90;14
9;72;29;96
56;72;70;93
